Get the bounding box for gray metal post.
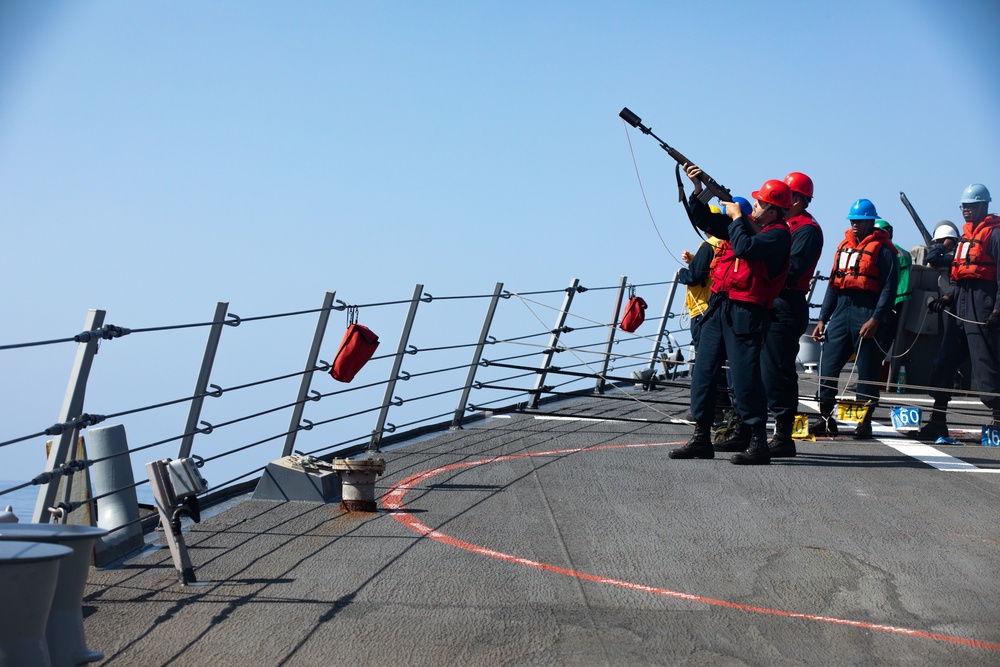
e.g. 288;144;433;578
646;270;681;374
33;309;106;524
370;284;424;451
88;424;144;565
527;278;581;409
595;276;628;395
178;302;229;459
282;291;337;457
451;282;505;429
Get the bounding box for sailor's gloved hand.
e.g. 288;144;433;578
987;310;1000;331
928;296;952;314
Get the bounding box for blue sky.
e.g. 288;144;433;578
1;1;998;481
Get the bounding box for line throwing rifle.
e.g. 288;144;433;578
900;191;934;246
619;107;732;205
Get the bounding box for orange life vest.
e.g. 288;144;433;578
783;212;823;292
829;229;894;293
711;221;790;308
951;215;1000;282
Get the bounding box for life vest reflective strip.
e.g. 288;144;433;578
829;230;893;293
711;222;790;308
951;216;1000;282
685;237;724;317
783;213;823;292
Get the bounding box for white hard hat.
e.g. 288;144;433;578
933;222;959;240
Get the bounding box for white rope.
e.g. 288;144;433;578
507;292;679;422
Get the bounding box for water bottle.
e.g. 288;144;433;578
897;365;907;393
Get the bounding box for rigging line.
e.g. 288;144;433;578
622;119;683;266
506;290;687;349
508;293;678;422
874;305;930;359
943;308;989;326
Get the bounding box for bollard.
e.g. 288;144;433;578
0;540;72;667
88;425;144;565
332;456;386;512
0;524;109;666
0;505;18;523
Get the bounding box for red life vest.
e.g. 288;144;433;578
829;229;894;292
951;215;1000;282
711;221;790;308
783;212;823;292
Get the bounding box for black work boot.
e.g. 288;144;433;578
714;420;751;452
731;424;771;465
915;404;949;441
853;404;874;440
768;419;796;457
808;402;838;437
669;423;715;459
915;419;948;441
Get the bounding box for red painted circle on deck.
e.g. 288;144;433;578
384;441;1000;653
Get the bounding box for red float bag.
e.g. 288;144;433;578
620;296;647;333
329;324;380;383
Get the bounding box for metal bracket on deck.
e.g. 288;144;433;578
145;458;208;586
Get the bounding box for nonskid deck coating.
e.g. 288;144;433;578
83;386;1000;666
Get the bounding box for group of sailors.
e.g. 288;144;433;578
670;165;998;465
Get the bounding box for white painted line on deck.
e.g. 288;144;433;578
799;400;1000;473
532;415;693;425
879;440;1000;472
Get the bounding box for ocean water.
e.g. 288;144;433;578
0;480;154;523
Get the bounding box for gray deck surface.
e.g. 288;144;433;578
83;383;1000;666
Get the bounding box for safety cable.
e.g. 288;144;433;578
621;118;684;266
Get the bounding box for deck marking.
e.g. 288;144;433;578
384;443;1000;653
532;415;692;425
800;400;1000;472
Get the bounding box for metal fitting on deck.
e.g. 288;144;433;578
332;456;387;512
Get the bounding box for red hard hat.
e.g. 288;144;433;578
753;180;793;209
783;171;814;198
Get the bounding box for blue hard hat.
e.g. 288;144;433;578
846;198;878;221
732;197;753;216
961;183;991;204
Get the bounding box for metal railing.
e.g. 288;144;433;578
0;274;687;531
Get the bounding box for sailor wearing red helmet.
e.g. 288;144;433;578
758;172;824;457
670;164;791;465
809;199;898;439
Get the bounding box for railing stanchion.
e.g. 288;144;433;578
178;302;229;459
33;309;106;523
282;290;337;457
370;284;424;452
451;282;504;429
527;278;580;409
645;271;681;376
595;275;627;395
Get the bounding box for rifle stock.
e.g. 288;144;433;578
620;107;732;203
900;191;934;246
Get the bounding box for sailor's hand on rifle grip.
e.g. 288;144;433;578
683;163;703;192
724;202;742;220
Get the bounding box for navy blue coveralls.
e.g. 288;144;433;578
688;197;790;429
678;238;732;416
817;242;897;408
761;216;823;425
677;240;715;349
926;231;1000;412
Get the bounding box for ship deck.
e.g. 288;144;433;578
82;381;1000;666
